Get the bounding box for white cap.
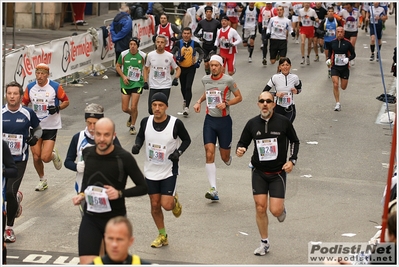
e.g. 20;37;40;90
210;55;224;66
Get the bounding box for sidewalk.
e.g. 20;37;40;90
4;10;120;50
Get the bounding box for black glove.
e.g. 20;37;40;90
291;31;296;38
26;135;38;146
266;33;271;39
194;60;202;68
168;149;181;162
194;33;202;39
170;36;177;42
131;144;140;154
143;82;149;90
48;105;59;115
310;17;316;21
172;78;179;86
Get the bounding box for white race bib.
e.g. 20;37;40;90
206;90;222;109
3;133;23;156
277;92;293;108
128;66;141;81
147;143;167;164
84;186;112;213
256;138;278;161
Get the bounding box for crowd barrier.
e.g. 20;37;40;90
4;15;156;88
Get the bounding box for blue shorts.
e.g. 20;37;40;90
203;114;232;149
145;175;177;196
369;23;383;40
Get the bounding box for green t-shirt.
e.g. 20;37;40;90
117;49;147;89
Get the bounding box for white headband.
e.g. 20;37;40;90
210;55;223;66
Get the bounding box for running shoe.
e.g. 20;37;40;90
295;39;299;44
126;116;131;127
224;155;232;166
361;24;365;30
370;54;375;61
254;241;270;256
205;187;219;200
248;57;252;63
52;149;62;170
183;107;189;117
314;55;319;62
262;58;267;66
320;44;324;53
151;234;168;248
300;58;305;64
4;229;16;243
328;69;331;78
16;191;23;218
351;59;355;66
365;27;368;33
306;57;310;65
35;179;48;191
277;208;286;222
129;126;137;135
376;54;379;62
172;193;182;218
334;103;341;111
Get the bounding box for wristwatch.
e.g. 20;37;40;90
290;159;296;166
225;101;229;107
118;190;123;198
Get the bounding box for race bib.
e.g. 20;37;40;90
153;67;166;80
277;92;293;108
3;133;23;156
226;8;237;17
127;66;141;81
246;14;255;23
84;186;112;213
203;31;214;42
346;20;356;29
32;98;48;118
206;90;222;109
334;53;347;66
147;143;167;164
256;138;278;161
326;29;335;37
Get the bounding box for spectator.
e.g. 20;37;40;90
71;3;87;26
110;6;133;74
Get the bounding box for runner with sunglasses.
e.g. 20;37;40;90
236;91;300;256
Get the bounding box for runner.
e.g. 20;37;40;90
366;2;388;62
193;54;242;201
298;2;319;65
258;2;275;66
338;3;361;66
239;2;260;63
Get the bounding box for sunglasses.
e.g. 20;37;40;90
258;99;274;104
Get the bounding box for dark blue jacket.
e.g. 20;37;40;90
110;12;132;53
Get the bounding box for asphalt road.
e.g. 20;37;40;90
5;15;397;265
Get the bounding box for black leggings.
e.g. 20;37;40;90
180;66;197;107
274;104;296;123
6;161;27;227
78;214;110;256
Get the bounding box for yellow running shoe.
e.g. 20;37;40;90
151;234;168;248
172;193;182;218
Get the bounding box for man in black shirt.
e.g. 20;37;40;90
72;117;147;264
236;91;299;256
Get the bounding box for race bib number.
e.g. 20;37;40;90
3;133;23;156
32;98;48;118
84;186;112;213
147;143;167;164
326;29;335;37
127;66;141;81
346;20;356;29
153;67;166;80
203;31;214;42
226;8;237;17
277;92;293;108
334;54;347;66
246;15;255;23
206;90;222;109
256;138;278;161
273;22;285;33
302;17;312;26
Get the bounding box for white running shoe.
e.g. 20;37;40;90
52;148;62;170
334;103;341;111
183;107;189;117
35;179;48;191
254;241;270;256
248;57;252;63
277;208;286;222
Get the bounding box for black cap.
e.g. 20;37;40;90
204;6;213;12
221;15;230;21
151;92;168;106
